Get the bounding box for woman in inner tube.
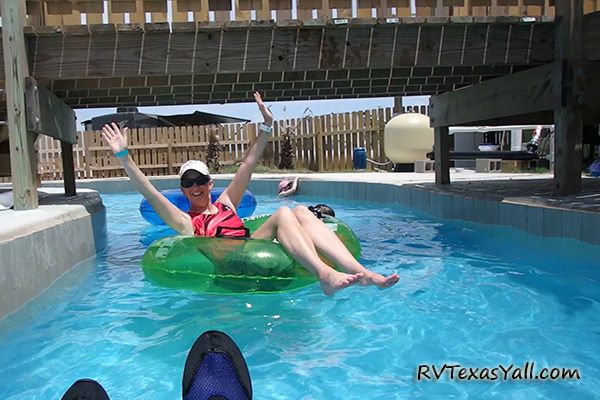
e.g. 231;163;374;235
101;92;399;295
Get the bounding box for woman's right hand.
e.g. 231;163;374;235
254;92;273;126
101;123;129;155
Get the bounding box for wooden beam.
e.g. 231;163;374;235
434;126;451;185
429;62;561;127
1;0;38;210
25;77;77;144
553;0;584;195
61;141;76;196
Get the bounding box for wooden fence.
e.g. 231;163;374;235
32;106;430;181
26;0;597;28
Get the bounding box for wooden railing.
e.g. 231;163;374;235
29;107;430;180
22;0;600;27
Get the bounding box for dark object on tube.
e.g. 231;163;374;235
309;204;336;219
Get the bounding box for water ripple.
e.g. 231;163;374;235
0;194;598;399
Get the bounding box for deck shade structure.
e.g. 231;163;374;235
429;0;599;195
0;18;558;112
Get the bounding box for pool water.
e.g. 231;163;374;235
0;193;599;399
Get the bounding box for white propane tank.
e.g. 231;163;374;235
384;113;434;164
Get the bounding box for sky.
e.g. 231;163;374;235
74;96;430;130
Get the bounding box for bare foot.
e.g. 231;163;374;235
320;271;363;296
359;271;399;289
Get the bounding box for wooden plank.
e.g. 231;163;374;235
271;0;292;9
144;0;168;12
255;0;270;20
338;113;352;170
308;118;317;171
329;0;352;18
297;0;319;19
45;0;73;14
147;0;170;23
316;116;324;171
209;0;232;11
554;0;584;195
434;126;450;184
583;0;599;13
358;0;392;17
111;0;137;13
61;141;76;196
150;126;158;175
331;114;340;171
340;112;349;170
235;0;252;20
429;62;561;127
2;0;39;209
76;1;105;14
82;131;92;178
297;0;321;9
238;0;264;10
25;77;77;144
375;108;385;166
350;111;359;170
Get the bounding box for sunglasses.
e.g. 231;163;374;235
180;176;210;188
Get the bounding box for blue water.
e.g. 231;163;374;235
0;193;599;399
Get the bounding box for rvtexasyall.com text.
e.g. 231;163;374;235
416;362;581;381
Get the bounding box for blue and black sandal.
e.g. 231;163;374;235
182;330;252;400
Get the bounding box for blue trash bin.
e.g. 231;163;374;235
353;147;367;170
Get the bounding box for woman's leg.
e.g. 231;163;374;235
292;205;399;289
251;207;362;295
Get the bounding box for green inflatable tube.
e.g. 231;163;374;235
141;215;361;294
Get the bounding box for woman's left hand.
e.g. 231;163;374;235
101;122;129;155
254;92;273;126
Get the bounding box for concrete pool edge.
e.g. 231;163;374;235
41;173;599;245
0;190;106;319
293;179;600;246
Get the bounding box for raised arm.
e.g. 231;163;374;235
217;92;273;209
101;123;194;235
278;177;299;197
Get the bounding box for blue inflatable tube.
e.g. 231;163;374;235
140;188;257;225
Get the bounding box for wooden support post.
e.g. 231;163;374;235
26;78;78;144
61;142;76;197
393;97;403;115
25;77;78;197
434;126;451;185
553;0;584;195
1;0;38;210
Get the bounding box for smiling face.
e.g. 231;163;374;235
180;170;213;210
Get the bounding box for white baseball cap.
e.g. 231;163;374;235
178;160;210;178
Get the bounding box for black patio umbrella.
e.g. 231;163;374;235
85;108;249;131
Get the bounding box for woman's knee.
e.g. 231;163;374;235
292;205;312;218
273;206;296;223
